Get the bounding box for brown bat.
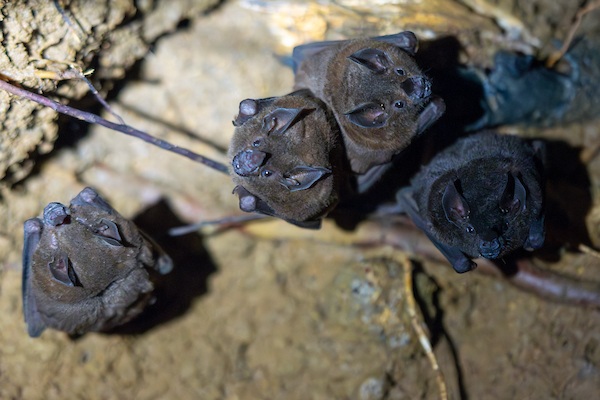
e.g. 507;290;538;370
291;31;445;174
228;89;347;229
22;187;173;337
397;132;546;273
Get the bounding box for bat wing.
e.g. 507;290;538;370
523;214;545;251
22;218;47;337
70;187;114;213
416;96;446;135
396;188;475;273
373;31;418;55
291;40;341;73
139;231;174;275
234;185;322;229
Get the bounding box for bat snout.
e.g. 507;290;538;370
43;203;71;226
232;149;268;177
478;236;503;259
400;76;432;101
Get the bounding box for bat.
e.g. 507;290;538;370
466;37;600;130
22;187;173;337
228;89;347;228
291;31;445;174
397;132;545;273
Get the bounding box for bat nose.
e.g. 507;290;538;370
478;237;503;259
43;203;70;226
400;76;432;100
232;149;268;176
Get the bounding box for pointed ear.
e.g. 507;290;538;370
94;219;123;247
23;218;47;337
442;181;470;225
347;48;391;73
49;254;81;287
262;107;309;135
373;31;419;55
500;173;527;217
280;166;331;192
345;103;388;128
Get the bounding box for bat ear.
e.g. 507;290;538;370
23;218;47;337
416;96;446;135
280;166;331;192
262;107;308;135
347;48;391;73
373;31;419;55
94;219;124;247
232;149;268;177
442;181;470;225
345;103;388;128
500;173;527;217
49;253;81;287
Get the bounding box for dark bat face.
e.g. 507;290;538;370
440;169;535;259
292;31;441;173
399;132;545;273
228;90;344;227
22;187;173;337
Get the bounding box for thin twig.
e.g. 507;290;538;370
53;0;86;43
0;78;230;175
169;214;268;236
579;244;600;260
74;69;126;125
546;0;600;68
401;254;448;400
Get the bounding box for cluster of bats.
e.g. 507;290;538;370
22;31;547;336
228;31;546;272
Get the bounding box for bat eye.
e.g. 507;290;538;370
261;169;273;178
252;138;262;147
395;68;405;76
394;101;405;109
465;225;475;234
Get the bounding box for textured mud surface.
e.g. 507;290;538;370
1;0;600;399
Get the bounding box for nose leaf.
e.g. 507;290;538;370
232;149;268;176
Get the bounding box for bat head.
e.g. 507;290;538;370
22;187;172;337
442;173;530;259
228;90;344;225
336;38;435;173
407;132;545;272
